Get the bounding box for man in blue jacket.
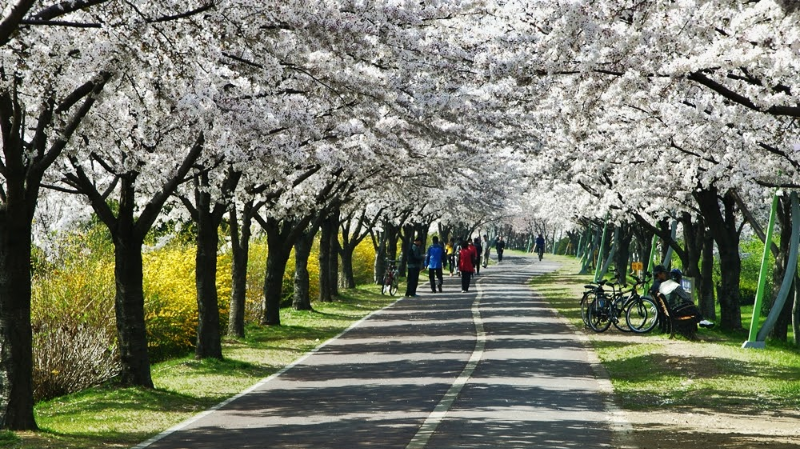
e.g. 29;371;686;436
426;236;446;293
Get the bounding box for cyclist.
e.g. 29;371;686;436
534;234;545;260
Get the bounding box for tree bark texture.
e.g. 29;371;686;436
318;216;333;302
193;181;223;360
700;232;716;320
228;204;251;339
694;187;743;330
613;223;632;285
0;206;37;430
261;217;299;326
293;228;315;311
328;212;341;296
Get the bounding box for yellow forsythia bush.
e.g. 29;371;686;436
31;226;119;401
352;239;377;285
142;243;232;361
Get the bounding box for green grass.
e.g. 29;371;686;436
533;254;800;414
15;287;397;449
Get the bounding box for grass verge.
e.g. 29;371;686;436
533;255;800;414
13;286;397;449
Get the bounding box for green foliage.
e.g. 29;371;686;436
738;235;773;307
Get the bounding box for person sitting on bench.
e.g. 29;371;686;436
650;265;715;329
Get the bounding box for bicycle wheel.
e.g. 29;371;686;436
611;296;632;332
389;277;398;296
580;292;592;327
626;296;659;333
587;298;612;332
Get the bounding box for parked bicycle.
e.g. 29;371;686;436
624;273;659;334
586;279;629;332
381;259;400;296
583;272;659;333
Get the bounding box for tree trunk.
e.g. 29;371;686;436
373;230;388;285
194;184;223;360
699;232;716;320
0;205;37;430
695;187;743;330
228;204;251;339
318;215;333;302
329;211;341;297
613;223;633;285
113;231;154;388
340;249;356;288
293;228;315;311
261;218;294;326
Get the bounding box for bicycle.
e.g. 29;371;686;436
586;280;630;332
584;273;659;333
536;245;544;261
381;259;400;296
623;273;659;334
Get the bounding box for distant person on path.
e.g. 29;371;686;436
445;237;456;276
473;236;483;275
650;265;714;328
482;234;491;268
495;236;505;262
426;236;445;293
405;237;425;297
534;234;545;260
458;239;477;292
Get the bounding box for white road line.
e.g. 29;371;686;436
405;276;487;449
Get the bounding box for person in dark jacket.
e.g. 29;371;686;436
405;237;425;297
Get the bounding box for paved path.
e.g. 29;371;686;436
136;255;616;448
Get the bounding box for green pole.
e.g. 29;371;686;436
576;232;584;258
744;192;779;348
643;234;659;294
593;220;609;282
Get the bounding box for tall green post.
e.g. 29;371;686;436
743;192;779;349
644;234;658;294
593;220;609;282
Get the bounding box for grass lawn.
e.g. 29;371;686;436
13;286;398;449
533;254;800;413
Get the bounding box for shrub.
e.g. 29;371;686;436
32;319;120;402
142;243;232;361
352;239;377;285
31;226;118;401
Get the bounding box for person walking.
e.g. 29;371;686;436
405;236;425;297
445;237;455;276
482;234;491;268
473;236;483;275
495;236;505;262
426;236;445;293
459;239;477;292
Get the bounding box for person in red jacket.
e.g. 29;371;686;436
458;239;477;292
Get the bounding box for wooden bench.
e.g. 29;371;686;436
653;293;699;340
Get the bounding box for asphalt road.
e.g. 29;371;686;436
135;254;616;449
